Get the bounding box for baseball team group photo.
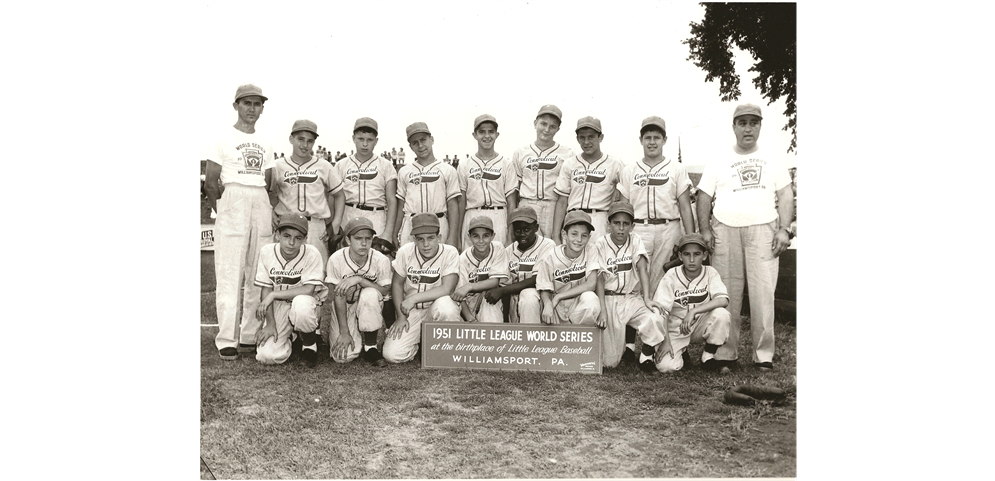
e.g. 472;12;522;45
200;2;797;479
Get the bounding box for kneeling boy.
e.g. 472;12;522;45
536;211;600;324
454;216;510;323
254;215;327;366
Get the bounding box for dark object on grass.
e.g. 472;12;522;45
724;384;787;406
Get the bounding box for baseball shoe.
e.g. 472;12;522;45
237;343;256;355
637;353;657;373
754;362;774;371
681;351;693;370
219;347;238;360
301;349;318;367
620;348;636;365
363;347;388;367
702;358;731;373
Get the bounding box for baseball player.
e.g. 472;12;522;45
324;217;393;366
508;104;574;239
536;210;601;325
590;201;671;370
453;216;510;323
652;233;732;373
383;213;462;363
335;117;399;248
481;206;556;324
697;103;793;371
271;119;345;266
392;122;463;249
552;116;623;244
203;84;276;360
253;214;327;366
457;114;517;247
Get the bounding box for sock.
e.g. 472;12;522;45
640;343;655;356
362;330;379;347
300;331;317;350
625;325;636;344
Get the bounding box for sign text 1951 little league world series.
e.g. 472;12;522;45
420;322;603;374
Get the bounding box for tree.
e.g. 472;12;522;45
684;3;796;152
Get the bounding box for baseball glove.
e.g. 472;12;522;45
723;384;787;406
372;236;397;259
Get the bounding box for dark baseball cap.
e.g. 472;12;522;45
411;213;441;235
234;84;268;102
563;210;595;232
291;119;319;138
344;217;376;237
277;214;309;235
508;206;538;224
678;233;708;251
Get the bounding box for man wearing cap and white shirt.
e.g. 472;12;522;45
509;104;575;240
204;84;277;360
696;103;794;372
336;117;398;244
552;116;623;244
393;122;463;249
457;114;517;247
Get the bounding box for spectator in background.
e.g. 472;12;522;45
398;147;406;165
451;153;459;169
443;154;451;165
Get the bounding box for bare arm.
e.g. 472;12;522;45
384;180;399;246
697;191;714;250
677;187;695;234
329;190;345;239
402;273;459;307
391;197;406;247
594;274;607;329
205;161;222;212
447;196;462;249
772;185;794;257
552;274;597;304
550;194;567;245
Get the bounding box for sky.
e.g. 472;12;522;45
198;0;796;170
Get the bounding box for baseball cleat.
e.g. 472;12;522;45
301;349;318;367
754;362;774;371
363;347;388;367
237;343;256;355
219;347;238;360
620;348;636;365
681;351;693;369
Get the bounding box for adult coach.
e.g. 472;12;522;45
203;84;276;360
696;103;794;371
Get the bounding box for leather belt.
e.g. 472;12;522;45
570;208;607;214
409;212;446;218
471;205;504;210
346;203;385;212
633;218;679;225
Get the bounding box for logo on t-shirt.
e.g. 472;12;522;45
345;168;378;182
241;147;264;172
633;172;670;187
406;266;441;285
737;164;762;186
469;167;502;181
526;157;558;172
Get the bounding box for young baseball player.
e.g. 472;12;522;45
590;201;670;370
253;214;328;366
383;213;462;363
652;233;732;373
335;117;399;249
392;122;463;249
453;216;510;323
536;211;601;325
457;114;517;247
203;84;276;360
508;105;575;239
481;206;556;324
552;116;623;244
271;119;345;266
324;217;394;366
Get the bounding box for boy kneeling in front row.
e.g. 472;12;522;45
536;210;601;325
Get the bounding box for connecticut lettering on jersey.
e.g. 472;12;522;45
674;287;709;307
605;254;633;274
570;168;607;185
525;157;559;172
408;171;441;185
282;170;319;185
469;267;491;283
345;167;379;182
510;256;540;275
633;172;670;187
269;267;304;286
553;264;588;283
469;167;502;181
407;266;441;285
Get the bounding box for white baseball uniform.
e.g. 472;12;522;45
396;160;462;245
206;127;275;351
617;157;692;294
510;142;574;238
252;243;327;364
324;248;393;363
335;154;398;237
535;244;600;324
272;156;344;265
554;153;623;239
653;265;732;372
382;242;461;363
590;233;667;367
457;154;517;247
504;234;556;324
457;241;510;323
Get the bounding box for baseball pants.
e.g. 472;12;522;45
655;308;731;372
519;198;556;240
398;213;451;247
214;184;273;351
464;292;503;323
342;205;387;241
584;210;610;242
711;220;779;364
327;287;386;363
601;294;667;368
382;296;461;363
509;288;542;324
633;221;684;295
462;207;508;247
304;217;330;266
256;295;321;364
552;291;601;325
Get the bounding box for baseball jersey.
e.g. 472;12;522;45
457;154;517;208
618;157;692;220
205;126;275;187
553;154;623;211
324;247;393;289
335;154;398;208
392;242;460;310
697;146;791;227
535;244;596;294
510;142;574;200
653;265;729;320
396;160;462;214
272;156;344;219
505;235;557;284
590;233;649;295
458;241;510;288
254;243;327;301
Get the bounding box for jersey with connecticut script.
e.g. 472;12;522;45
457;154;517;208
536;244;596;293
272;156;343;219
396;160;461;214
324;247;392;288
392;242;459;309
458;241;510;287
653;265;728;319
205;126;275;187
617;157;691;221
553;153;623;211
511;142;574;200
335;154;397;208
591;233;648;295
254;243;327;301
505;234;556;284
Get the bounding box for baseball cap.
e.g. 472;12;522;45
466;216;494;234
607;201;635;220
234;84;268;102
536;104;562;122
291;119;319;138
473;114;498;131
733;103;763;120
563;210;595;232
354;117;378;134
276;214;309;236
508;206;538;224
406;122;432;141
575;116;602;134
344;217;376;237
410;213;441;235
678;233;709;251
640;116;667;133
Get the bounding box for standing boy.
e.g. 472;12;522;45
335;117;399;247
453;216;510;323
392;122;462;249
482;206;556;324
536;211;600;325
457;114;517;247
203;84;276;360
552;116;622;243
509;104;574;239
